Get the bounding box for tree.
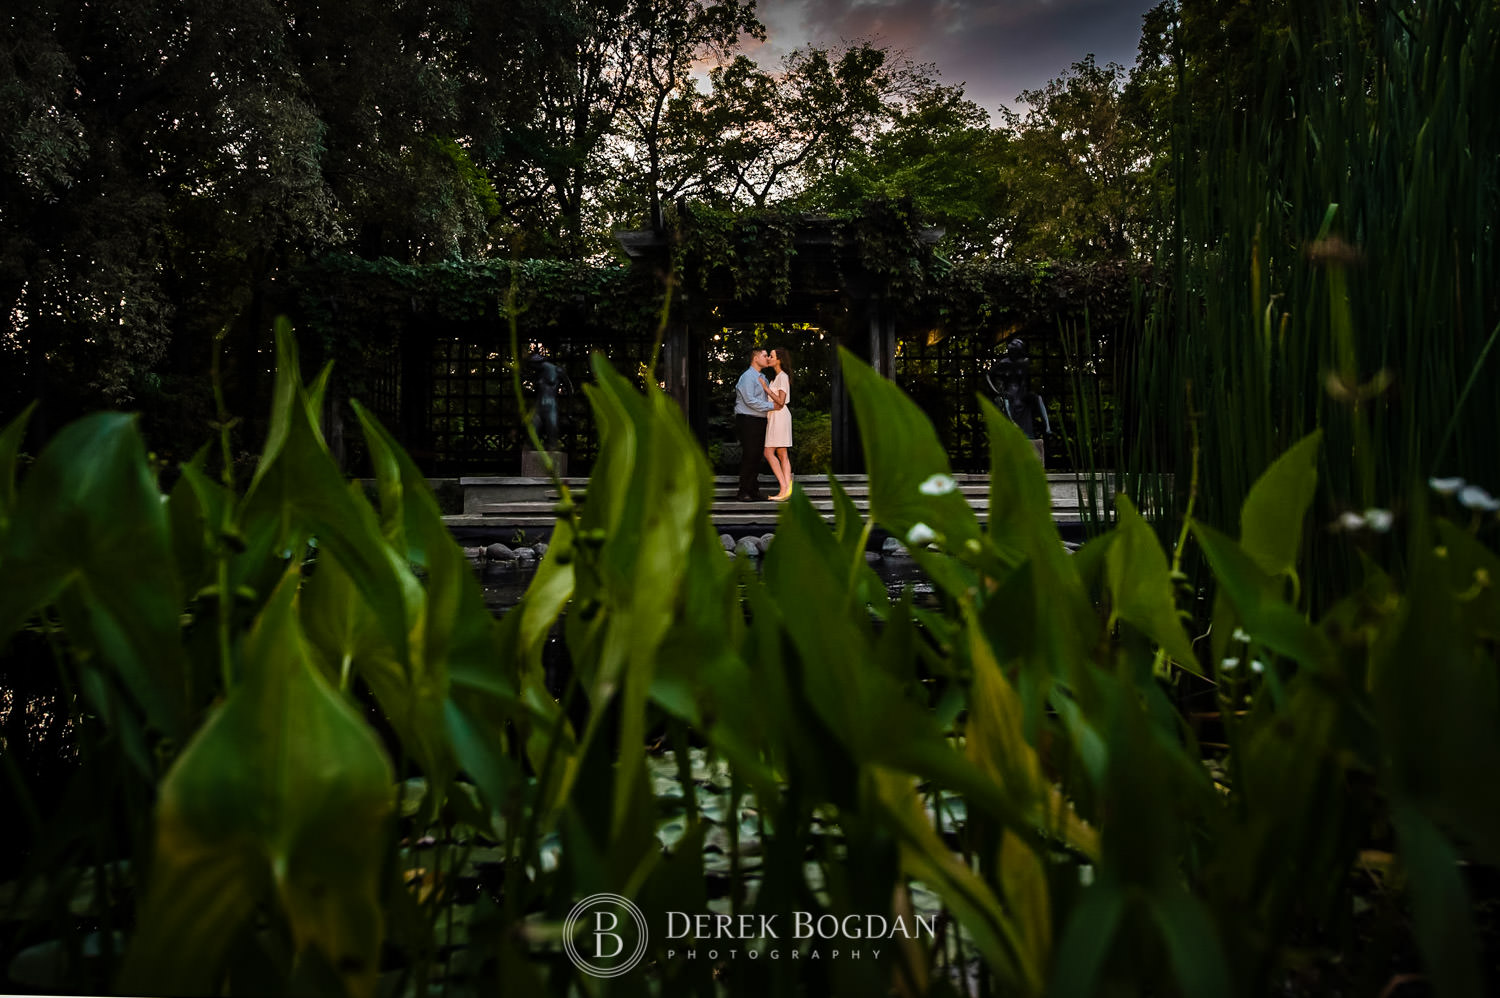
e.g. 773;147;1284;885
997;55;1155;261
688;41;923;208
1;0;552;449
617;0;764;226
801;75;1014;257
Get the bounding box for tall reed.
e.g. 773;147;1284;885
1129;0;1500;607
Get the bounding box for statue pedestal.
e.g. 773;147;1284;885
521;449;568;478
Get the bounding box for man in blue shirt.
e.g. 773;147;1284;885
734;347;782;501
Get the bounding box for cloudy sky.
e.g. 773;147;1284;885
746;0;1161;115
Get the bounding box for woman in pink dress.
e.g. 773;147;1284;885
762;348;794;500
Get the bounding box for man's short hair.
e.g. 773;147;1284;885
750;347;767;359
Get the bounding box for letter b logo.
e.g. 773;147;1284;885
593;911;624;958
565;894;649;978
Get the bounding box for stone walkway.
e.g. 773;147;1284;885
445;473;1109;531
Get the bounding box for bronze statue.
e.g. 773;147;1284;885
527;351;566;450
985;338;1050;439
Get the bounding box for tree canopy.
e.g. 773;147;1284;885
1;0;1210;453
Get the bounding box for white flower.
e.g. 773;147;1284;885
1250;659;1266;674
1363;508;1394;533
905;522;938;546
1232;627;1252;644
919;473;957;496
1078;864;1095;887
1429;476;1466;495
1458;485;1500;512
1220;657;1240;670
1336;511;1366;531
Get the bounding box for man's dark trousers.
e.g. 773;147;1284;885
736;413;765;499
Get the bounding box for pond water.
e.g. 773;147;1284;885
479;551;935;613
0;553;936;797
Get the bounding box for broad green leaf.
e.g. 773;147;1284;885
166;458;213;598
966;612;1044;805
1435;519;1500;640
1391;801;1485;998
302;550;453;803
519;517;576;679
351;398;497;692
351;400;534;828
759;492;1028;829
1372;529;1500;868
572;356;716;841
826;474;891;608
1148;887;1233;998
869;767;1044;998
247;316;305;494
761;486;875;749
839;348;981;553
121;570;394;998
241;331;413;665
1209;432;1322;669
1050;878;1125;998
998;827;1052;973
0;412;188;737
983;397;1068;567
829;472;864;549
443;697;526;838
967;618;1098;858
1070;529;1116;596
1240;429;1321;580
1192;520;1336;673
1105;496;1200;675
984;399;1099;684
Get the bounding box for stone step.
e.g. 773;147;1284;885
458;473;1036;485
539;487;998;501
445;512;1090;530
454;472;1119;528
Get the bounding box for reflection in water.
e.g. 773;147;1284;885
480;566;538;615
0;685;78;778
479;553;936;614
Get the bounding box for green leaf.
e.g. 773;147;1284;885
984;399;1099;684
1373;527;1500;868
1050;880;1125;998
999;828;1053;975
1240;429;1321;581
762;486;875;750
166;456;214;598
573;355;717;841
1105;496;1200;675
121;569;394;998
839;347;981;552
1148;887;1233;998
1435;519;1500;641
0;412;189;737
967;618;1098;858
1192;520;1335;673
242;327;413;666
869;767;1044;997
1391;802;1485;998
247;316;306;495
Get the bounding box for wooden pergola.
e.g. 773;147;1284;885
616;218;942;473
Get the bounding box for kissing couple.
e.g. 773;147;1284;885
733;346;795;502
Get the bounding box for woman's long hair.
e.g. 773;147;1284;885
771;346;794;381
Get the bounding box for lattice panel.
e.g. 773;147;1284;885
895;328;992;471
895;328;1116;472
418;323;659;475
